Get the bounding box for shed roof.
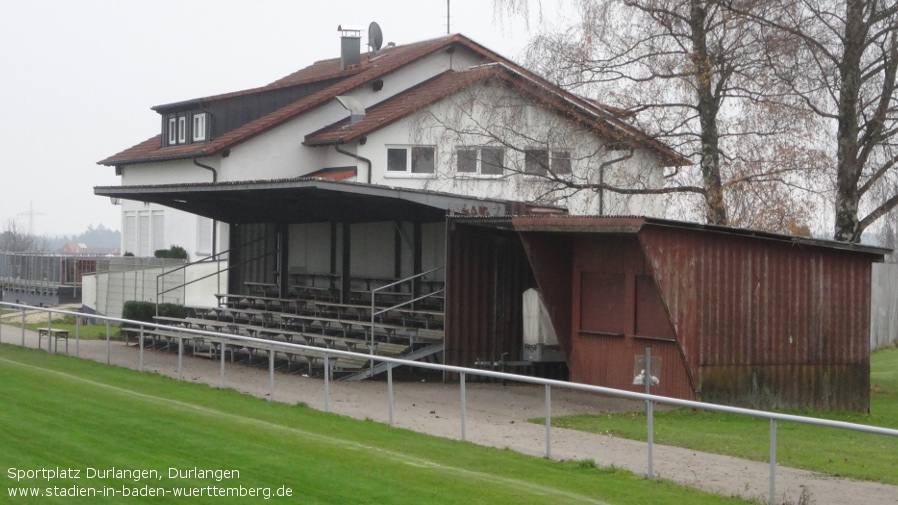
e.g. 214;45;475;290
453;215;890;256
94;178;563;225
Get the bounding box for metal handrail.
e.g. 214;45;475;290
369;266;445;368
3;300;896;505
154;233;279;313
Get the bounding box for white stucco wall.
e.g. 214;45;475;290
348;81;668;216
220;48;482;182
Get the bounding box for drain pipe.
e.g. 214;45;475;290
334;144;372;184
192;157;218;257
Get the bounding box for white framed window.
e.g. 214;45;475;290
124;213;137;255
152;211;164;253
138;212;151;256
167;118;177;145
524;149;572;176
456;147;504;176
196;216;213;256
123;210;164;257
386;146;435;176
551;150;572;174
177;116;187;144
192;113;207;142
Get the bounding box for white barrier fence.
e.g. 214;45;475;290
2;302;897;505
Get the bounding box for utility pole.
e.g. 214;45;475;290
17;201;44;236
447;0;450;34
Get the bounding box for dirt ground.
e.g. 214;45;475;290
3;325;897;505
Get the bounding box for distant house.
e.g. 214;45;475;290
57;242;119;256
97;31;686;262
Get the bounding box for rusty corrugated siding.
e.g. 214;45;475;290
445;223;532;369
569;235;696;400
518;232;574;360
571;336;694;399
639;225;874;411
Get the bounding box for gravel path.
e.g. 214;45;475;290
3;325;896;505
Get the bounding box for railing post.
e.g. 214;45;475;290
268;348;275;401
645;346;654;480
460;372;467;442
139;325;145;372
370;292;376;375
388;364;394;427
220;337;226;388
177;335;183;380
75;314;80;358
47;311;53;352
106;321;111;365
324;356;330;412
21;308;25;346
770;419;777;505
545;384;552;459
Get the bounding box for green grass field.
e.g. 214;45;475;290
534;347;898;485
0;344;753;504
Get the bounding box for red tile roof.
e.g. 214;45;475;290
99;33;687;167
100;35;480;166
304;63;689;167
304;66;495;146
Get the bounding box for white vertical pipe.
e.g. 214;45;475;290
138;325;145;372
460;372;466;441
646;346;654;480
770;419;777;505
269;349;275;401
220;337;226;388
545;384;552;459
324;356;330;412
388;365;394;427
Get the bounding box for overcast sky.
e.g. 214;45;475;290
0;0;569;237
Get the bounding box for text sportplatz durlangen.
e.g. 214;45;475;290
7;467;238;483
5;466;294;500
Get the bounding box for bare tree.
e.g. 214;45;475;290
734;0;898;243
0;218;43;252
495;0;821;232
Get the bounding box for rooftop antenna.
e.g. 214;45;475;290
368;21;383;52
447;0;450;34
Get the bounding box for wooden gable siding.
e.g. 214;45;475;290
204;78;343;140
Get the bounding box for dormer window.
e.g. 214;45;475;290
192;113;207;142
177;116;187;144
167;118;177;145
164;112;207;147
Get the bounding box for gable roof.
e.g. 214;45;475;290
99;33;686;167
303;63;689;166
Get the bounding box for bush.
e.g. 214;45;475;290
121;301;187;327
154;245;188;259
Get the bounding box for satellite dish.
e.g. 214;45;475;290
368;22;383;51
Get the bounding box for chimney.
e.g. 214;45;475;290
338;25;362;71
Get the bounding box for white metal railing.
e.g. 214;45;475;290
368;266;444;368
2;301;896;505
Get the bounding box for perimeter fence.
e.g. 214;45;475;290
2;301;897;505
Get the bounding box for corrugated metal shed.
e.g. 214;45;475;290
445;222;533;371
445;216;886;412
